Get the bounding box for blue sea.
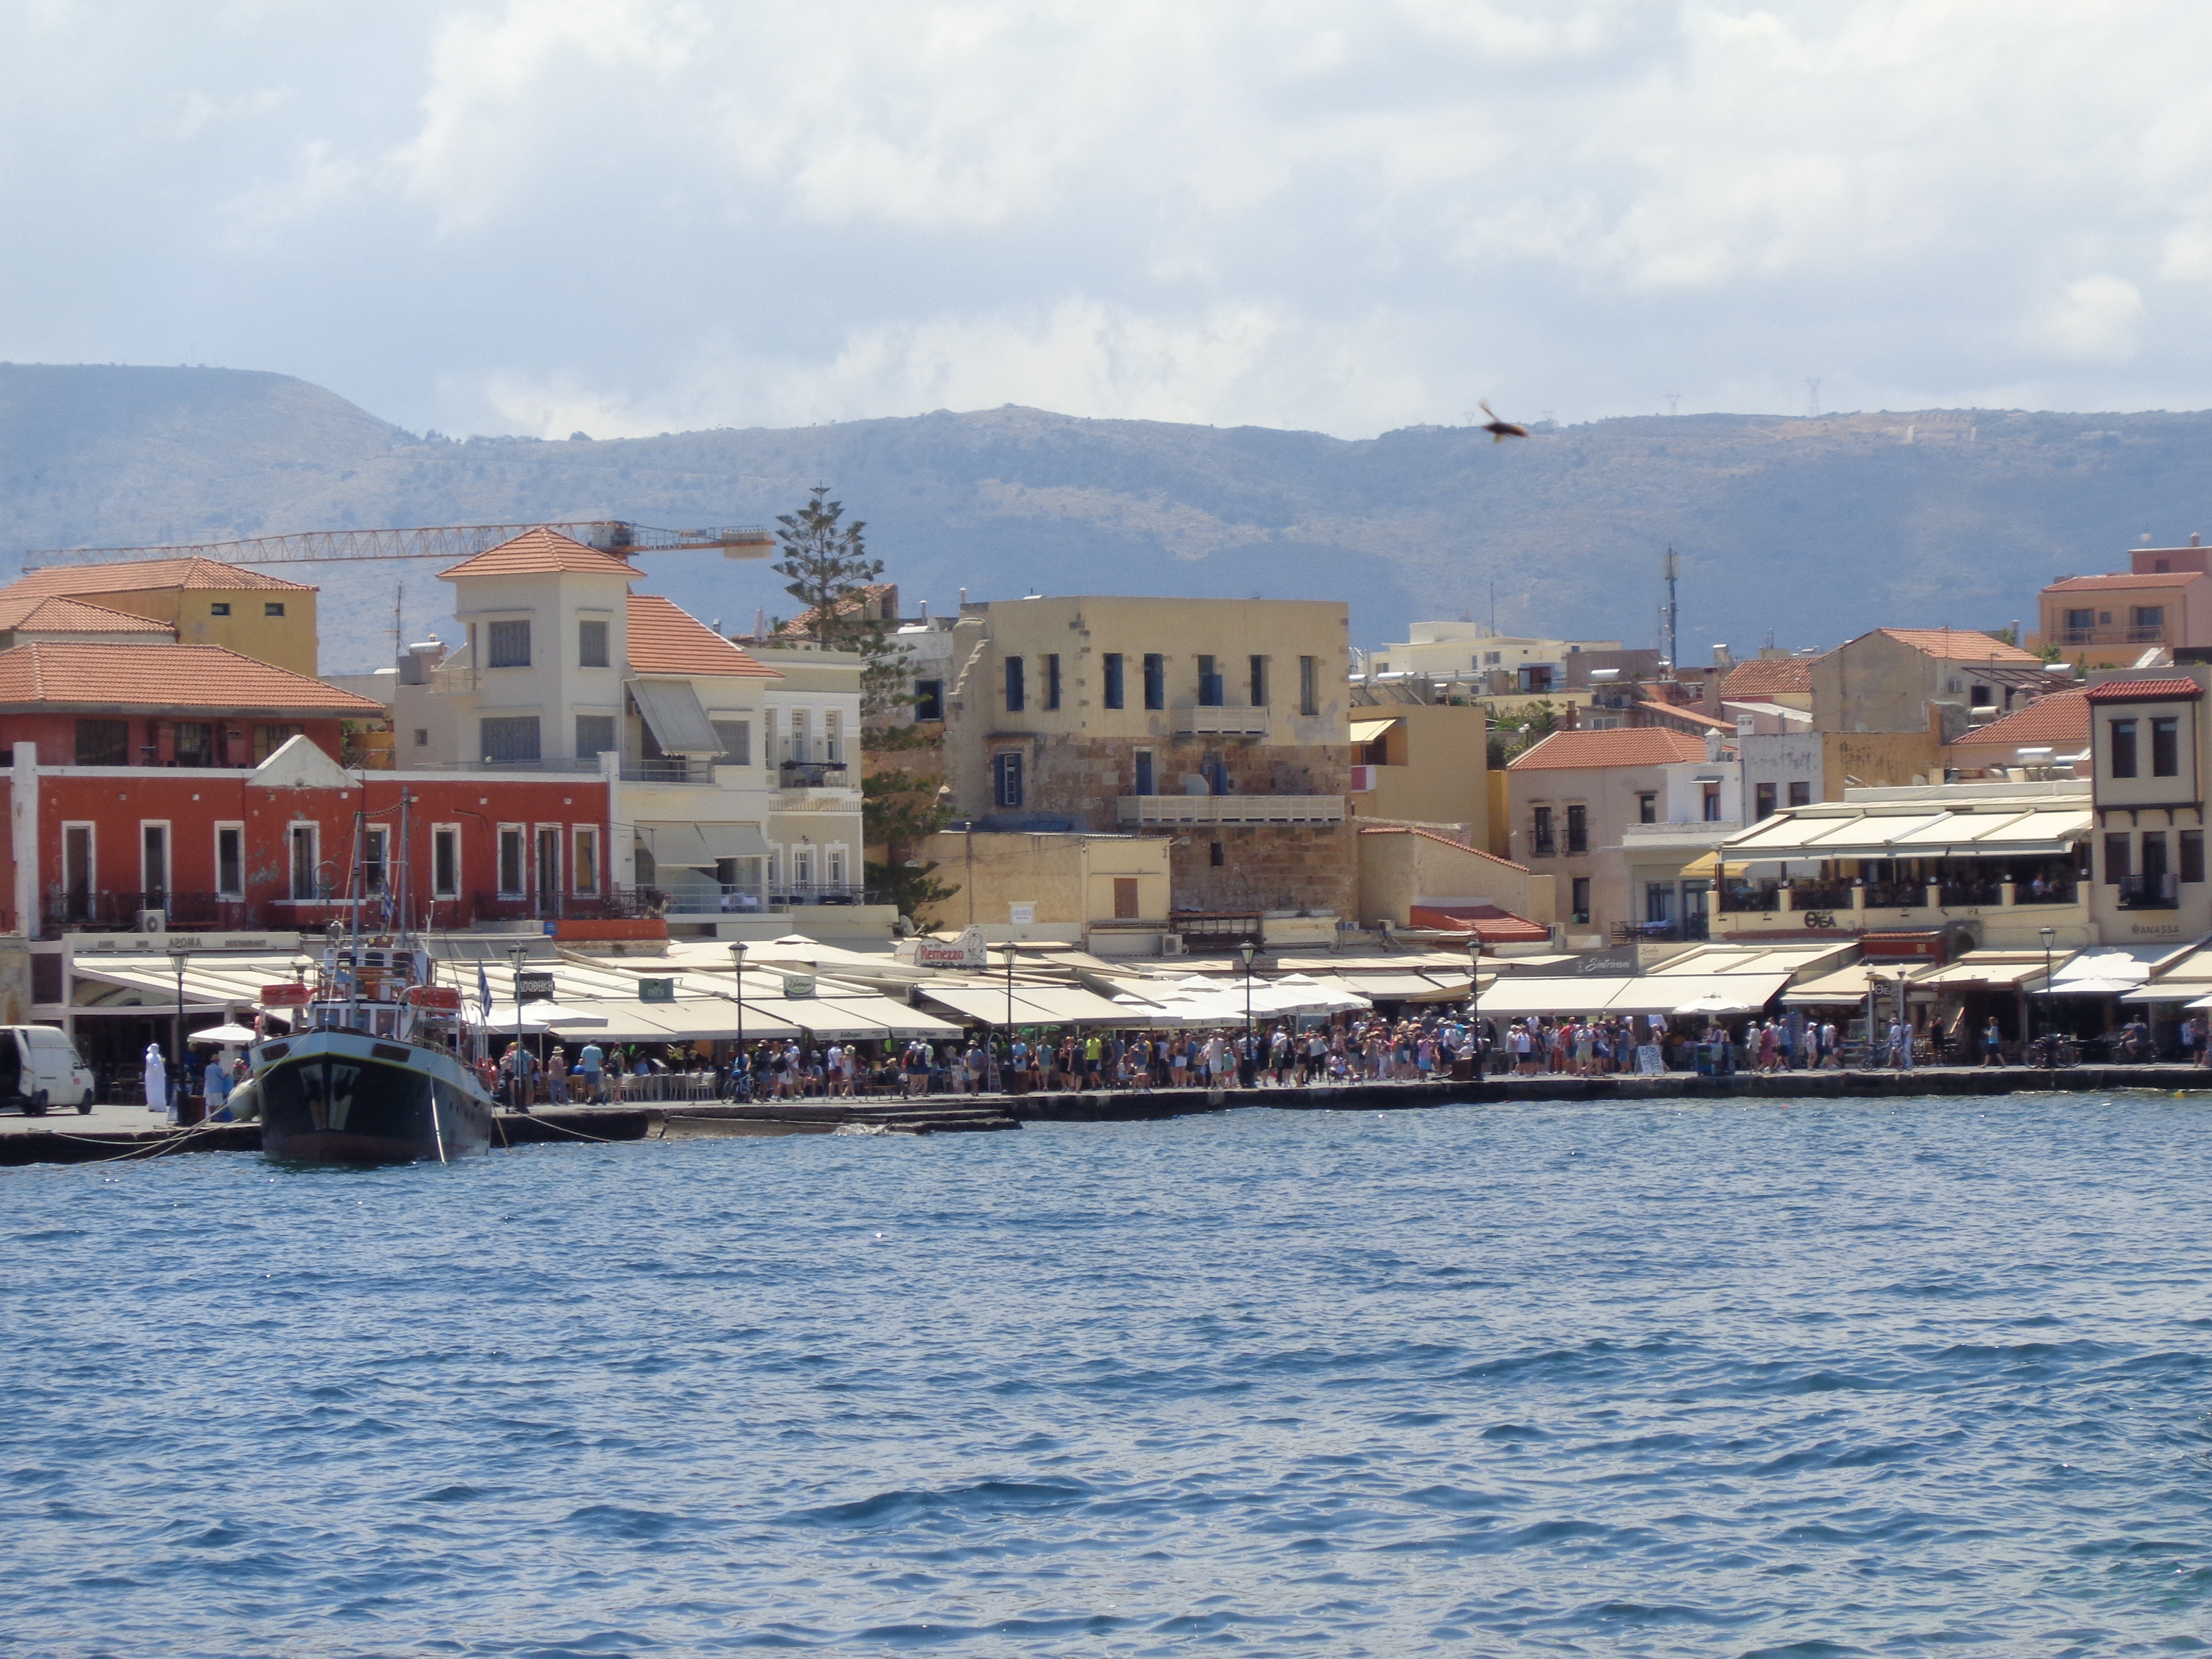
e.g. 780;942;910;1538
7;1095;2212;1657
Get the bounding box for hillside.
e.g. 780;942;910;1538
5;365;2211;672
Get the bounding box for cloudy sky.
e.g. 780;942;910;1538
2;0;2205;439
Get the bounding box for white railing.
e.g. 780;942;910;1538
1172;705;1270;737
1117;794;1345;826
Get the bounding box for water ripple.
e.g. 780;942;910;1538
6;1093;2212;1655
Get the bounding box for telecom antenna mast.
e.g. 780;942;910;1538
1660;546;1680;672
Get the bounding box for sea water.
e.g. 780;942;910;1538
6;1094;2212;1656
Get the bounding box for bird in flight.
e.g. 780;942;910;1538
1478;401;1530;442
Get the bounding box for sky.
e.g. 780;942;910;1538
4;0;2209;441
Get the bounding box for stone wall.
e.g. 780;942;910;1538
1169;824;1356;917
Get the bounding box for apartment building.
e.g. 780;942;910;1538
936;595;1354;926
2039;543;2212;661
1362;622;1636;693
1345;703;1489;844
1505;727;1719;945
0;557;321;673
355;528;874;937
2079;667;2212;946
1809;627;2054;796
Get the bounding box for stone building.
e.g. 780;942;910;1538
936;594;1354;928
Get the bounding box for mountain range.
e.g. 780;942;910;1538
6;363;2212;673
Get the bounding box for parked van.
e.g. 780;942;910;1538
0;1026;95;1114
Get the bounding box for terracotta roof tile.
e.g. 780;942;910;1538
2044;573;2207;591
627;594;779;678
2;557;313;597
1947;689;2090;748
1874;627;2041;663
1718;656;1816;699
0;595;172;635
1507;728;1711;769
439;526;642;580
0;643;382;714
1409;902;1552;943
2084;678;2205;702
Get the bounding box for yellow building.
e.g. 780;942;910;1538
919;829;1172;944
936;594;1354;921
0;557;320;675
1355;824;1556;938
1346;703;1489;845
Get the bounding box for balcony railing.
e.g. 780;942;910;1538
45;891;262;933
1939;879;2004;908
1613;917;1711;944
1717;880;1782;913
1170;705;1270;737
2118;873;2180;910
2057;626;2169;647
1118;794;1346;827
1529;831;1557;858
463;888;665;923
2014;880;2079;904
778;760;851;789
1784;879;1852;911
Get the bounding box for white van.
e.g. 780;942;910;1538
0;1026;96;1115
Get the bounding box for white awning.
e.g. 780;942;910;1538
920;984;1138;1027
1725;802;2092;861
1348;717;1402;743
638;821;770;867
628;678;723;754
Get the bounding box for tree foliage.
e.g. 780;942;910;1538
1486;698;1559;768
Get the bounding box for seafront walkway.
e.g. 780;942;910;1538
6;1062;2212;1165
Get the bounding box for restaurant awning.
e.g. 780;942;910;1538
1780;964;1909;1005
628;677;723;754
1910;952;2066;990
745;993;962;1039
2120;942;2212;1002
920;984;1138;1027
1725;801;2092;861
637;821;770;866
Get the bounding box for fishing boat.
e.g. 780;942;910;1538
253;943;494;1163
251;799;495;1164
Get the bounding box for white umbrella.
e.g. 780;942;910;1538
189;1023;260;1045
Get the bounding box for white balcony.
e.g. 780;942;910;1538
1172;704;1270;737
1117;794;1345;827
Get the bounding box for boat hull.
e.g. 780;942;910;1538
256;1032;495;1164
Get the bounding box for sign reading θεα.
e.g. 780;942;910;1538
637;977;675;1004
514;970;556;1001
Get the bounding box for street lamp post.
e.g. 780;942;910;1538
507;944;531;1113
1467;934;1484;1077
728;940;748;1099
2040;925;2057;1062
1239;939;1256;1079
167;945;189;1121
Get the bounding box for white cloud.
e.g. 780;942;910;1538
7;1;2212;434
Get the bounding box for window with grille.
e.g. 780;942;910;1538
711;720;751;765
74;718;128;766
487;619;531;667
575;714;617;759
481;716;541;763
993;752;1024;808
578;619;610;667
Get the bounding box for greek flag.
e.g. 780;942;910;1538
477;961;493;1023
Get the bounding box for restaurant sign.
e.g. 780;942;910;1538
911;925;989;970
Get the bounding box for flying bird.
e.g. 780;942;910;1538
1478;401;1529;442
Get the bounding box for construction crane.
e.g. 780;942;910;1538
20;519;776;571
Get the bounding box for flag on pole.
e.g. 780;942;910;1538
477;961;493;1022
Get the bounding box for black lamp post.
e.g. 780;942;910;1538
1239;939;1256;1060
507;944;530;1111
1468;933;1484;1075
167;945;189;1119
2040;925;2056;1054
728;940;747;1097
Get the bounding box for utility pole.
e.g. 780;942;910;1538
1660;547;1680;671
1664;393;1680;417
1806;378;1822;418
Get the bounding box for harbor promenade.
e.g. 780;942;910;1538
5;1063;2211;1165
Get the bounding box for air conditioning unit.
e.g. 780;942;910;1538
1349;765;1377;793
1158;934;1186;956
139;909;167;933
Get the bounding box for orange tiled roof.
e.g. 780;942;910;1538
2084;678;2205;703
0;643;383;714
1947;689;2090;748
1719;656;1816;699
1874;627;2040;663
1508;728;1711;769
1409;902;1552;943
2;557;313;597
0;594;172;635
1357;824;1531;872
2044;573;2207;592
627;594;779;678
439;527;642;580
